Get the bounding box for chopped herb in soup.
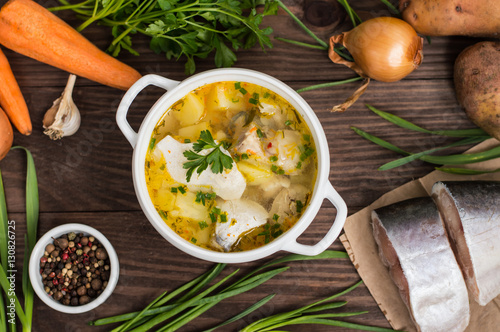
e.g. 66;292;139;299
145;81;317;252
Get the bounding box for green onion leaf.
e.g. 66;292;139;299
365;104;489;137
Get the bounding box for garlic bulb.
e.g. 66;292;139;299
43;74;80;140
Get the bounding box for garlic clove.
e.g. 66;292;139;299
43;74;81;140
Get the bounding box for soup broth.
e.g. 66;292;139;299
145;81;317;252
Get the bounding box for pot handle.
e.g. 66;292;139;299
116;74;180;148
281;182;347;256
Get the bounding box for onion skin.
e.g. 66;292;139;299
329;17;424;82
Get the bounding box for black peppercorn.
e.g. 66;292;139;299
79;296;90;305
87;288;97;297
95;248;108;260
54;238;68;250
77;285;87;296
70;297;79;306
39;231;112;308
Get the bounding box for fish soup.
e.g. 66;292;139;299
145;81;318;252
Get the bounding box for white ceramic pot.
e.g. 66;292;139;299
29;223;119;313
116;68;347;264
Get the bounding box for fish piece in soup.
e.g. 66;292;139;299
270;184;310;224
156;135;246;200
214;199;269;252
267;130;309;174
235;123;266;159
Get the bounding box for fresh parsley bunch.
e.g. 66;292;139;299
52;0;278;74
183;130;234;182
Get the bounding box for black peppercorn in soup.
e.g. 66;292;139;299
145;81;317;252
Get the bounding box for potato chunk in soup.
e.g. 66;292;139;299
145;81;317;252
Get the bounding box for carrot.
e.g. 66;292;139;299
0;107;13;160
0;47;32;135
0;0;142;91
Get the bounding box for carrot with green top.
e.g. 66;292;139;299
0;0;142;90
0;47;31;135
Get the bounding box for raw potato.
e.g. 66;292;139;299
454;41;500;140
399;0;500;37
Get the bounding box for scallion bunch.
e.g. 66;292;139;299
352;104;500;174
89;250;397;331
0;147;39;332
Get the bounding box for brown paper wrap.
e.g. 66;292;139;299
340;139;500;332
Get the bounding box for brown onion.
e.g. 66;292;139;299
329;17;424;82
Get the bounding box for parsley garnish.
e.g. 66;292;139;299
183;130;233;182
296;200;304;213
234;82;248;95
299;144;315;161
249;93;260;105
170;186;186;194
195;191;217;206
149;137;156;150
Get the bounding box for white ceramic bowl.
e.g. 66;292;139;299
116;68;347;264
29;223;119;314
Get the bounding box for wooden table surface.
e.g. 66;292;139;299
1;0;483;330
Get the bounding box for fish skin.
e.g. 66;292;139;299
372;197;470;332
432;181;500;306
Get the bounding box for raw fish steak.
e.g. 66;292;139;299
372;197;469;332
432;181;500;306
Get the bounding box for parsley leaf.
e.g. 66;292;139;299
59;0;277;74
183;130;234;182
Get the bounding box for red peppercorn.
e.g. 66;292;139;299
87;242;92;247
62;253;69;260
48;272;56;278
52;279;59;285
40;256;48;263
77;243;82;248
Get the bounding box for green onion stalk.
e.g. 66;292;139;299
0;147;39;331
88;250;399;331
351;105;500;174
